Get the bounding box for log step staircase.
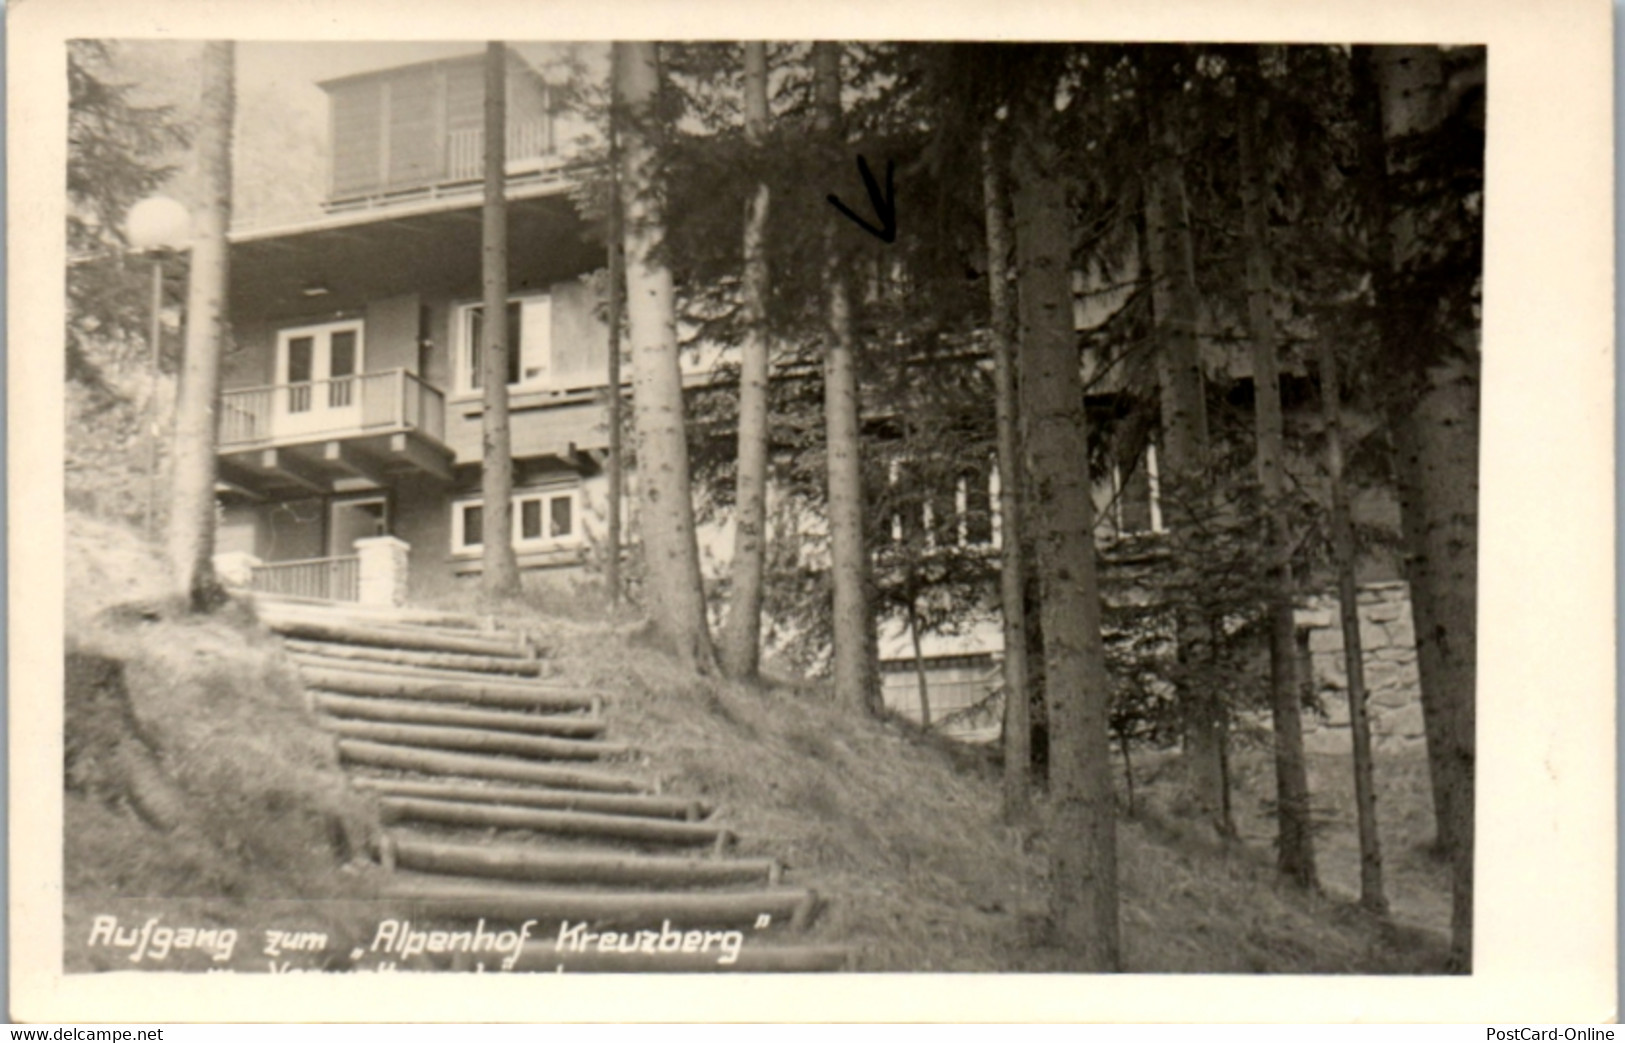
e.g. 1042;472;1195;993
259;597;849;974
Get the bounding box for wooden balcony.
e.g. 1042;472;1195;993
326;118;565;213
217;368;453;499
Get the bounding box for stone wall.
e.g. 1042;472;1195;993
1294;580;1425;754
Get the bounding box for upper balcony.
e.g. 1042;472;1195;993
320;48;563;213
216;368;452;498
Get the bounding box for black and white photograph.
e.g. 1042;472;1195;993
10;0;1614;1023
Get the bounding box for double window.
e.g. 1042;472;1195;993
452;488;579;554
456;296;552;393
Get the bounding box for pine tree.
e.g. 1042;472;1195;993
1360;42;1482;971
604;56;626;609
616;41;720;672
166;40;232;610
1317;333;1388;914
814;42;878;713
66;41;188;397
981;121;1033;823
1139;47;1229;838
479;42;522;599
1010;62;1120;971
1236;47;1316;887
719;41;774;680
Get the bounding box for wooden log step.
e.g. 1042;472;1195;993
514;943;850;974
255;597;494;632
320;717;627;761
301;666;594;712
351;778;705;820
267;617;527;659
385;877;819;930
258;602;500;637
389;833;778;887
339;740;647;793
378;797;727;847
314;693;604;738
292;652;545;688
285;639;545;677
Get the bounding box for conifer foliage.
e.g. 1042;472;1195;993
63;39;1483;969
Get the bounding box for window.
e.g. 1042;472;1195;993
452;488;579;554
1107;442;1163;538
961;466;994;545
456;296;551;393
883;456;997;552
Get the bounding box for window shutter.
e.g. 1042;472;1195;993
330;81;384;198
386;70;439;188
547;279;603;390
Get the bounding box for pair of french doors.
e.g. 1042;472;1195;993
274;320;364;438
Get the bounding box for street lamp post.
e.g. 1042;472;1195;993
126;195;191;540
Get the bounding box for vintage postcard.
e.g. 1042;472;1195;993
9;0;1615;1023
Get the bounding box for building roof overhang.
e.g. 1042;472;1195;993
314;45;545;93
228;178;604;324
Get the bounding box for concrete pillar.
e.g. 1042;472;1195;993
212;551;262;589
355;536;410;607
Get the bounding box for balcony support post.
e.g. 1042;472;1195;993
389;431;453;482
324;440;389;488
258;448;330;494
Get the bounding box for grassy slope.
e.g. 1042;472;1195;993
62;515;1450;974
512;605;1453;974
64;514;387;971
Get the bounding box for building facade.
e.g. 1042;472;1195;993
212;47;1425;752
215;50;617;605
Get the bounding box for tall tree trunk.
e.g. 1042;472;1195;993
814;42;877;713
1318;336;1388;915
1394;363;1477;966
1237;55;1316;888
720;41;772;680
144;256;165;541
480;42;521;599
906;585;932;729
981;123;1032;824
1141;53;1228;837
1350;48;1453;861
604;49;625;610
1011;101;1119;972
614;41;718;673
1362;45;1478;967
167;40;233;611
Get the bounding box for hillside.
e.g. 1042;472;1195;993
62;512;1450;974
65;514;386;971
502;610;1451;973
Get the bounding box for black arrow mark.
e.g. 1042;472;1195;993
827;155;896;244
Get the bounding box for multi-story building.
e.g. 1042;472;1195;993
213;46;1427;754
215;48;617;605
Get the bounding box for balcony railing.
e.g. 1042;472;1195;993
219;368;445;450
446;118;554;182
251;555;360;602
